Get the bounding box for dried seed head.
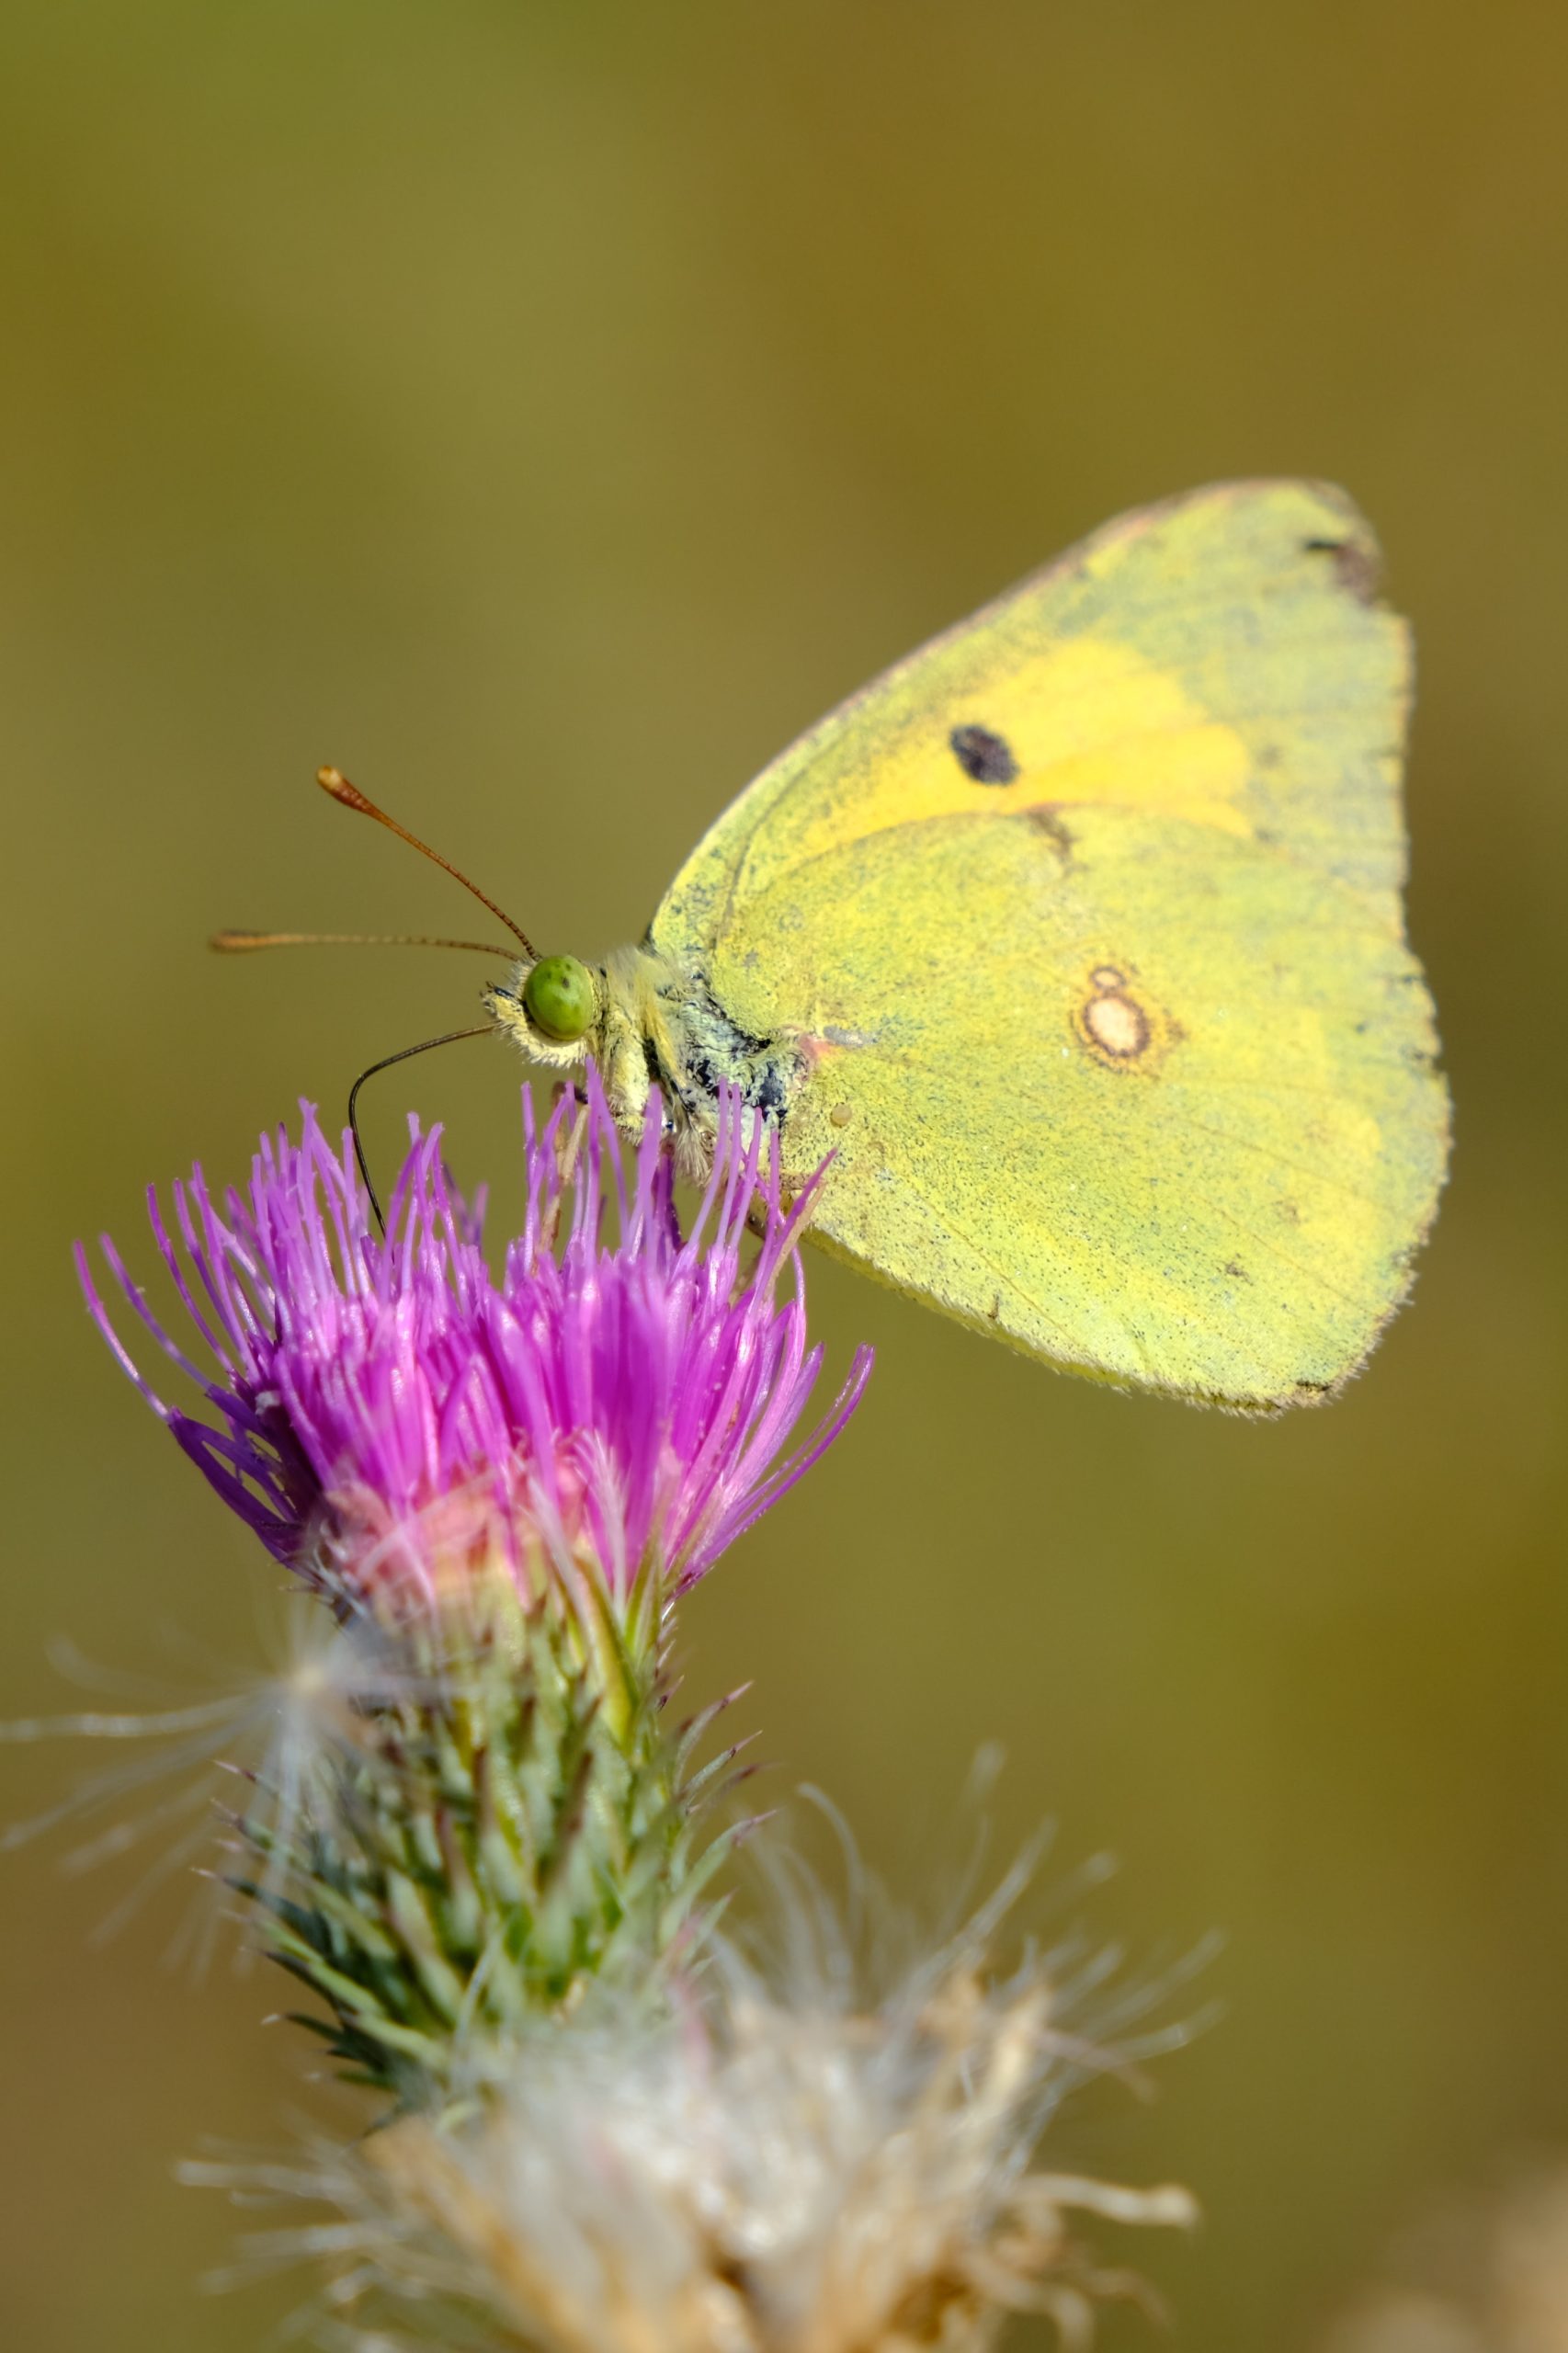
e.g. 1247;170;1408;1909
194;1852;1197;2353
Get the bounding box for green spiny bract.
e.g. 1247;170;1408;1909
226;1570;748;2106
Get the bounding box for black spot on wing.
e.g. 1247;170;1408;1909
949;722;1018;784
1302;532;1381;605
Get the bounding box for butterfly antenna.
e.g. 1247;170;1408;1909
316;766;540;961
347;1025;492;1232
210;929;517;957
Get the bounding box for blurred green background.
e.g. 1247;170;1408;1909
2;3;1565;2347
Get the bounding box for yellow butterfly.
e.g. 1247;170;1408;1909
230;481;1449;1412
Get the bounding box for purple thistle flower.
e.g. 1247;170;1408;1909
78;1077;870;1616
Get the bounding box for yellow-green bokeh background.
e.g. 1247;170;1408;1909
3;5;1565;2346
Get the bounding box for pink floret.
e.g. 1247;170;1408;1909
78;1077;870;1610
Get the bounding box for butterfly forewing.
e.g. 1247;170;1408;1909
651;481;1448;1408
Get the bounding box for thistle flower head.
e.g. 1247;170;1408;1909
79;1077;869;1620
64;1082;870;2094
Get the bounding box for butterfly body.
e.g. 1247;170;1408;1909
485;479;1449;1412
487;940;805;1173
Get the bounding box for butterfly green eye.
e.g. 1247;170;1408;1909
522;954;597;1042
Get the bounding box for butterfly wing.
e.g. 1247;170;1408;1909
651;481;1449;1408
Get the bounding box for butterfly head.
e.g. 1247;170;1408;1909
484;948;665;1150
521;955;598;1046
484;954;602;1070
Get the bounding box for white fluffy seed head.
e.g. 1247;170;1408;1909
211;1875;1197;2353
